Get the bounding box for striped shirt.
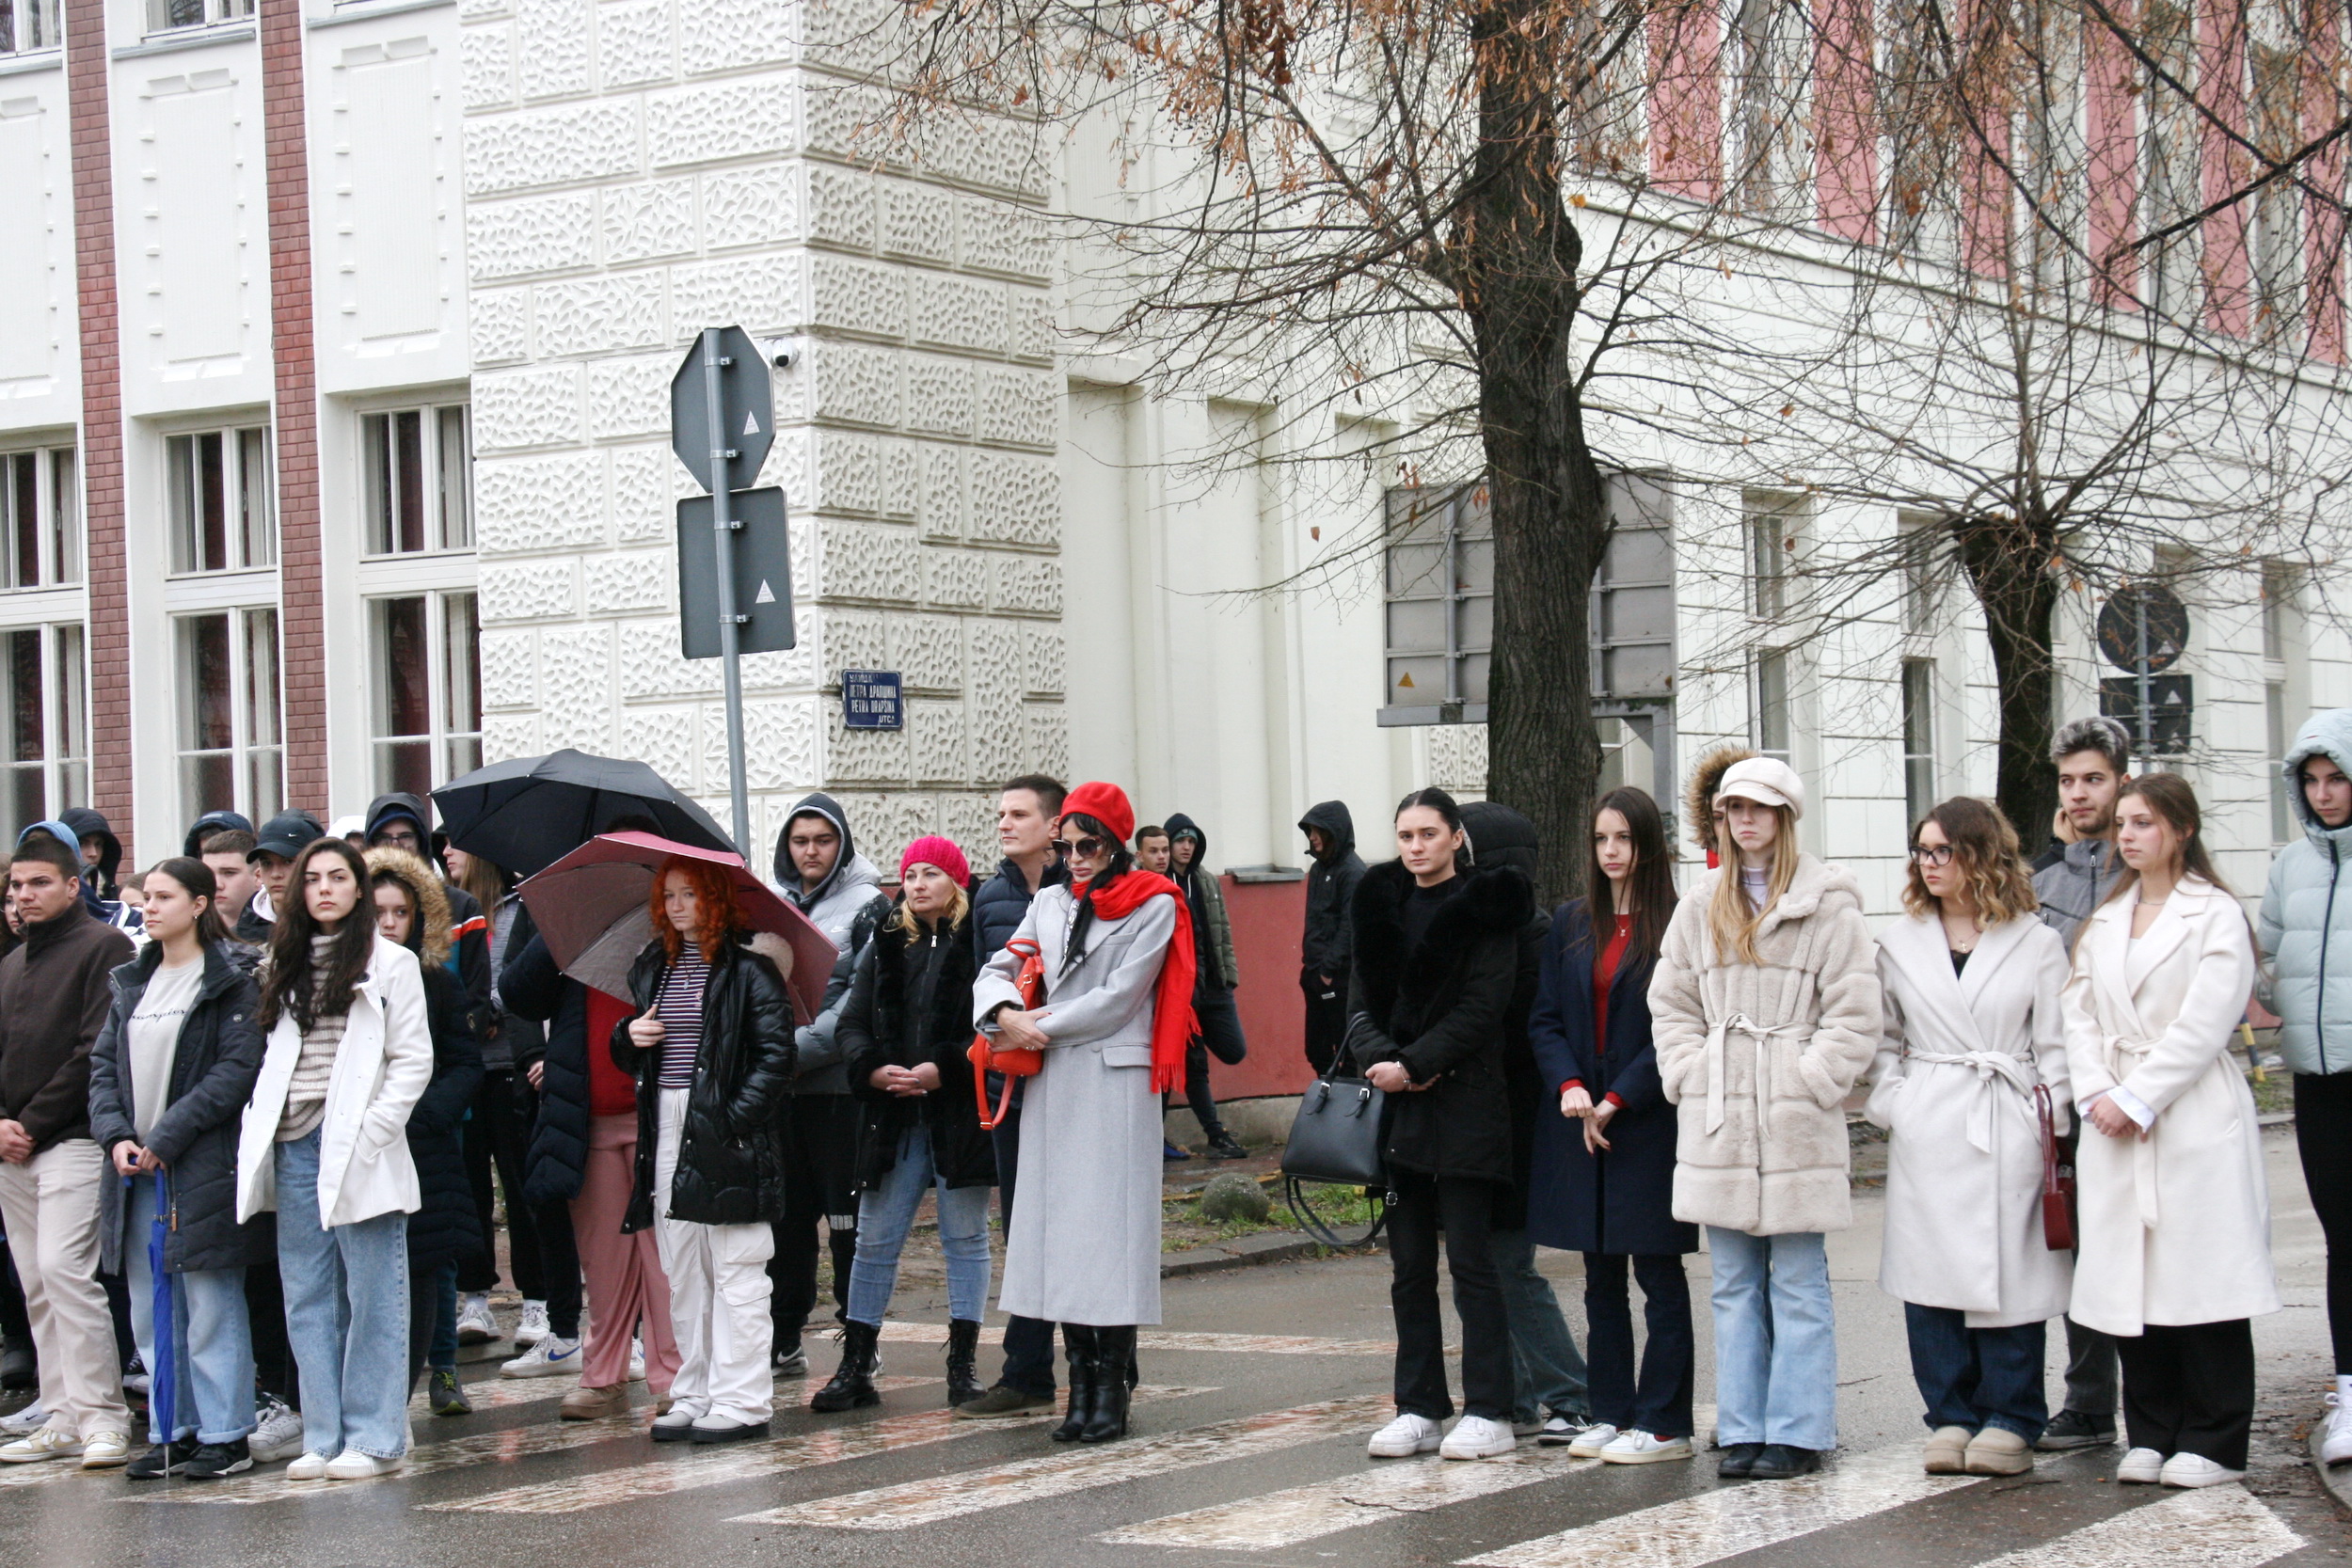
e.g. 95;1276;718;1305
655;943;710;1087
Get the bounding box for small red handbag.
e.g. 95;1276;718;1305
2037;1085;2077;1252
968;937;1045;1130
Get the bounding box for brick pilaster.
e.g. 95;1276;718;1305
65;0;131;860
262;0;326;805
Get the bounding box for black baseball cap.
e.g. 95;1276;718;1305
250;810;325;863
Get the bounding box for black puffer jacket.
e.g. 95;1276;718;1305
406;963;485;1267
841;912;994;1192
87;940;264;1275
612;930;796;1229
502;913;593;1207
1347;858;1532;1186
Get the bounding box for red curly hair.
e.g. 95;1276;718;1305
648;856;745;963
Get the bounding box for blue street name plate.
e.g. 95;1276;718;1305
842;670;903;730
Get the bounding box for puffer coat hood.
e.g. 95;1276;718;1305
182;810;254;858
2258;707;2352;1074
362;792;432;846
58;808;122;893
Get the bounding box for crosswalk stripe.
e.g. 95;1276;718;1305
875;1322;1396;1357
135;1412;651;1504
732;1393;1396;1530
1969;1484;2303;1568
1101;1408;1720;1550
425;1385;1215;1514
1457;1445;1979;1568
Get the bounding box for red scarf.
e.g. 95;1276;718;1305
1073;868;1198;1094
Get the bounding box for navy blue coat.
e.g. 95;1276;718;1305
1525;899;1695;1257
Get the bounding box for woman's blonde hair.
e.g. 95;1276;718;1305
1900;797;2039;924
890;880;970;938
1707;806;1801;965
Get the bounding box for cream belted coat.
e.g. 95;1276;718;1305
1650;855;1883;1236
2061;876;2280;1337
1867;912;2073;1326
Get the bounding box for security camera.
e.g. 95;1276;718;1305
769;340;798;371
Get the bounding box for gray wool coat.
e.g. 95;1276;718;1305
973;882;1178;1327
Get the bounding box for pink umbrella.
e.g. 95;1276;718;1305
517;832;837;1024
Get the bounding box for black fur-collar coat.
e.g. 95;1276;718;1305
838;914;996;1191
1346;859;1534;1185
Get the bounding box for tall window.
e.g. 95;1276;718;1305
1899;513;1941;636
1753;648;1791;763
1745;490;1799;620
0;624;85;844
0;0;59;55
1729;0;1808;219
362;406;473;557
368;592;481;797
145;0;252;32
2263;560;2296;661
167;428;276;575
174;609;281;826
1902;659;1936;827
0;447;80;590
2142;0;2201;318
2269;682;2293;844
2249;39;2303;332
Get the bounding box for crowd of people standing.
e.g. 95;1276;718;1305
0;708;2340;1492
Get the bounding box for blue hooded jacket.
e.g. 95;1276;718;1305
2259;707;2352;1074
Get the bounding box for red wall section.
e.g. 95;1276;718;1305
1210;876;1320;1101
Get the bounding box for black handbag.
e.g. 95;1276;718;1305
1280;1016;1393;1246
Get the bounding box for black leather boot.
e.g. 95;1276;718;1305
1051;1324;1098;1442
808;1320;882;1413
1080;1327;1136;1443
945;1320;983;1407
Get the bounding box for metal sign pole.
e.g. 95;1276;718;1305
2134;592;2153;766
699;326;753;858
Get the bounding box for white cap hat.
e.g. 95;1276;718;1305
1714;756;1805;820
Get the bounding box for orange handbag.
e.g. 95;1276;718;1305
968;937;1045;1130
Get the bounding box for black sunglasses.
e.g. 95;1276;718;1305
1056;834;1107;859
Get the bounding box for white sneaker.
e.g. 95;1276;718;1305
2322;1393;2352;1465
500;1337;583;1379
1600;1430;1693;1465
2116;1446;2167;1484
1440;1415;1519;1461
283;1450;332;1481
515;1301;552;1346
1565;1421;1620;1458
249;1398;306;1464
78;1430;131;1469
0;1402;49;1437
1367;1413;1443;1458
454;1293;499;1345
628;1338;647;1383
2160;1452;2246;1488
323;1449;404;1481
0;1424;82;1463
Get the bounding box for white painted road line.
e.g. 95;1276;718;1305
1459;1445;1981;1568
405;1371;940;1417
1970;1484;2303;1568
428;1385;1215;1514
735;1393;1396;1530
137;1412;650;1504
1102;1407;1719;1551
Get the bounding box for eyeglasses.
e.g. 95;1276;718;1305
1056;834;1107;860
1908;844;1956;867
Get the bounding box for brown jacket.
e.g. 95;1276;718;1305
0;901;135;1152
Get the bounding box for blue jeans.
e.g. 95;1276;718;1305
274;1132;411;1460
848;1126;993;1325
1706;1227;1837;1450
1490;1228;1590;1423
125;1179;254;1445
1904;1304;2046;1442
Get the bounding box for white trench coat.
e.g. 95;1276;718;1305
973;883;1177;1327
1866;912;2073;1327
2061;876;2280;1337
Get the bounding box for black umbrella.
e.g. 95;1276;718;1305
433;750;738;878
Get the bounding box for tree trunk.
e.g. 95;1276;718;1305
1457;0;1610;907
1953;512;2060;845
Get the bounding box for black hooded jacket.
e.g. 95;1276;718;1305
181;810;252;859
59;808;123;900
1298;801;1365;978
362;791;493;1032
1459;801;1552;1226
1165;813;1238;990
1348;857;1534;1185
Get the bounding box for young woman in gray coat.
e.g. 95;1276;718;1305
974;781;1189;1445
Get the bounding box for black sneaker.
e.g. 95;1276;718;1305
182;1438;251;1480
772;1342;807;1377
2034;1410;2116;1451
125;1437;201;1480
1717;1441;1768;1479
1205;1132;1250;1161
1747;1444;1822;1481
428;1369;471;1417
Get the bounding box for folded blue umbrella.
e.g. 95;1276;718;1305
146;1169;176;1468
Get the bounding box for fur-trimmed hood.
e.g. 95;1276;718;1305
365;846;453;967
1683;742;1758;854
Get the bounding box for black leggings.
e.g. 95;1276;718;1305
2296;1072;2352;1374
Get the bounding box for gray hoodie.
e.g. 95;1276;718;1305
2033;836;2122;950
2259;707;2352;1075
773;792;892;1094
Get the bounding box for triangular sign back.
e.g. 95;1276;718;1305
755;579;777;605
743;410;760;436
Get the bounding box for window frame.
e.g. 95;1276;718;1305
171;605;282;828
365;588;482;798
360;403;474;561
0;444;81;594
1901;657;1937;829
1752;647;1792;763
165;425;277;578
1744;489;1802;622
142;0;254;38
0;622;86;847
0;0;62;55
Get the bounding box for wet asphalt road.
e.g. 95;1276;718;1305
2;1128;2345;1568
